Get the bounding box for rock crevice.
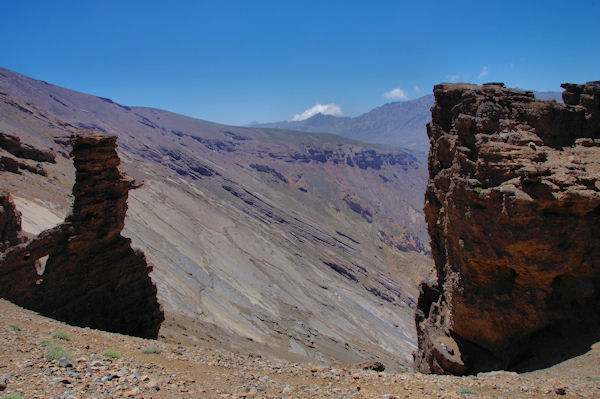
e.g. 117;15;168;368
0;130;164;339
414;82;600;374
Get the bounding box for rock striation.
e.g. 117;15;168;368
0;131;56;163
0;131;54;176
0;130;164;339
414;82;600;374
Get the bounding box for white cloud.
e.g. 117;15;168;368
446;74;460;83
291;103;343;121
477;66;489;80
384;87;408;100
414;85;422;94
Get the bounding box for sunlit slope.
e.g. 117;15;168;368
0;66;432;369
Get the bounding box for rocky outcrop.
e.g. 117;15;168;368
0;130;164;339
273;147;419;171
0;193;25;251
414;82;600;374
0;131;54;175
343;193;375;222
249;164;289;183
377;230;430;256
0;131;55;163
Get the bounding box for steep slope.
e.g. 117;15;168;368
0;67;432;369
415;82;600;375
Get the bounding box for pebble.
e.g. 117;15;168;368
101;373;120;382
145;379;160;390
123;387;141;396
282;385;293;394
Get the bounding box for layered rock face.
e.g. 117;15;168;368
414;82;600;374
0;131;54;176
0;192;25;251
0;131;164;339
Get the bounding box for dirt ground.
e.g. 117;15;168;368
1;299;599;398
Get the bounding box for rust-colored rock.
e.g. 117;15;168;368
0;131;52;175
0;130;164;339
414;82;600;374
0;192;25;252
0;131;55;163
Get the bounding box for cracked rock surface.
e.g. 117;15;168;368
415;82;600;375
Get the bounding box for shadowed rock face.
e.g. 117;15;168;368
0;192;25;251
0;131;164;339
414;82;600;375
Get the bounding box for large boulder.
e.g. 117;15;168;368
414;82;600;374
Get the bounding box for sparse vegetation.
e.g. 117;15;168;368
102;349;122;359
8;324;21;332
39;338;51;346
1;394;25;399
474;186;484;194
45;342;72;361
141;345;162;354
52;330;72;341
458;387;477;395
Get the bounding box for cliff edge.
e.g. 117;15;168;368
414;82;600;374
0;130;164;339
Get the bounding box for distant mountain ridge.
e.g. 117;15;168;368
254;90;563;155
254;95;434;154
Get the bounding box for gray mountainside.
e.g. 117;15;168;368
0;66;432;370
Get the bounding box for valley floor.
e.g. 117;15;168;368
1;301;599;398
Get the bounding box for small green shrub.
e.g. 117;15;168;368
102;349;122;359
8;324;21;332
474;186;483;194
39;338;51;346
141;345;162;354
458;387;477;395
45;342;72;361
1;394;26;399
52;330;72;341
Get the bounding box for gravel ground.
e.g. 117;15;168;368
1;299;599;398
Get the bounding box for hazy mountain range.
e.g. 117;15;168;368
253;95;434;155
253;90;562;156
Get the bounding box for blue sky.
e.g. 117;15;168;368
2;1;598;125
